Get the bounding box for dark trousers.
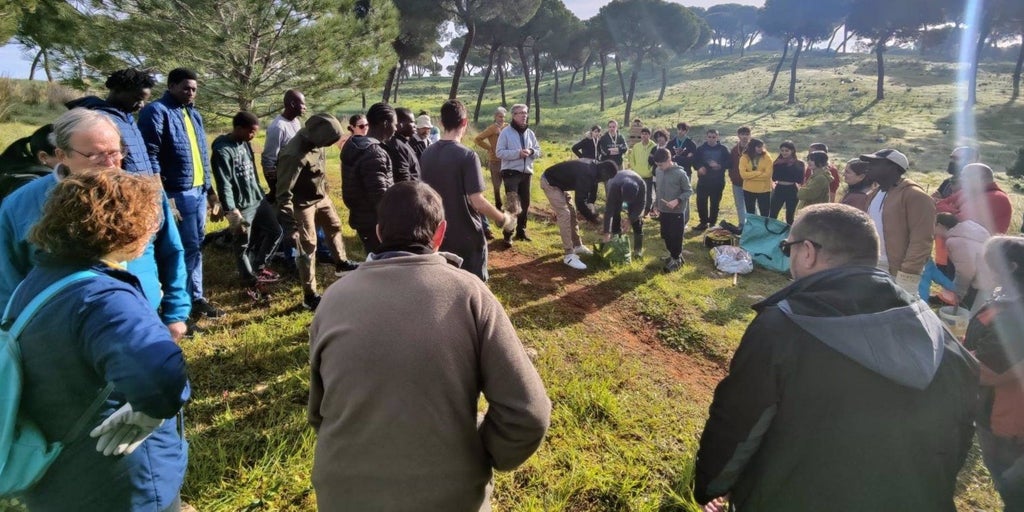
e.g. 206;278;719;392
696;180;725;226
744;191;771;217
236;199;283;284
659;212;685;259
978;426;1024;511
355;225;381;255
611;216;644;254
642;177;655;216
770;184;798;225
502;171;532;234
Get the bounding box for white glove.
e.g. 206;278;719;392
226;209;244;229
895;271;922;299
500;212;517;232
89;403;164;456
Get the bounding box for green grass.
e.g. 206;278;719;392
2;50;1017;510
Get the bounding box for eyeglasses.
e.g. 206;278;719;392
355;124;368;129
779;239;822;257
69;147;123;164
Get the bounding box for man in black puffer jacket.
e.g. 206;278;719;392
695;203;978;512
342;102;395;254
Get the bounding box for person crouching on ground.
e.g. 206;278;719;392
603;166;647;260
13;168;190;511
308;181;550;511
540;159;618;270
653;148;692;273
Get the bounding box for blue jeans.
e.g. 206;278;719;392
732;184;746;226
168;187;206;302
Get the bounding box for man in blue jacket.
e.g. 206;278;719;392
139;67;223;319
0;108;190;340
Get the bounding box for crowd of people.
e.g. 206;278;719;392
0;66;1021;511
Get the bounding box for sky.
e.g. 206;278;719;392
0;0;766;79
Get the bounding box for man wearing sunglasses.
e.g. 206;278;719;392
695;203;978;512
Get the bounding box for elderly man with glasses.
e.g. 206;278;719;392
695;203;978;512
0;107;190;341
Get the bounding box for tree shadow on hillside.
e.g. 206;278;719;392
491;254;655;330
854;59;958;88
845;98;881;122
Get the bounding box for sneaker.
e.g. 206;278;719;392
303;292;322;311
191;298;225;318
245;285;265;302
334;260;359;276
256;268;281;283
691;223;708;232
631;250;643;260
514;232;533;242
573;245;593;256
564;254;587;270
663;257;682;273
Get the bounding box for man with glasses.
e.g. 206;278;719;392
0;108;190;342
692;129;731;231
495;104;541;244
140;67;223;319
695;203;978;512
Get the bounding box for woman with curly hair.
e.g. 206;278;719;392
9;168;190;511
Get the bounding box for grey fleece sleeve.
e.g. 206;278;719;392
477;288;551;471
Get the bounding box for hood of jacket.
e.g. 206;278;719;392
758;266;948;390
345;134;382;152
302;113;343;148
65;96;129;122
946;219;990;245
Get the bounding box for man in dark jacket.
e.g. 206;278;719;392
692;128;731;231
597;119;628;168
670;122;697;178
277;113;359;311
540;159;617;270
66;68;156;176
341;102;395;254
603;167;646;259
139;67;222;318
695;203;978;512
383;107;420;183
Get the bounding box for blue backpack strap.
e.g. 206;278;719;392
6;270;98;341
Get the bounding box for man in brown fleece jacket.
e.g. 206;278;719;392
308;181;551;511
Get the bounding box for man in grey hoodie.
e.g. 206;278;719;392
695;203;978;512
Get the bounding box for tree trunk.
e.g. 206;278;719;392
841;25;849;53
1012;32;1023;101
623;62;641;128
968;19;992;106
499;61;508;107
382;63;398;102
826;24;842;54
474;45;499;123
614;54;627;102
449;20;476;99
658;66;667;101
553;66;560;106
518;43;532;110
393;65;401;103
582;60;588;86
875;39;887;101
29;49;43;81
569;66;579;93
361;91;366;110
767;38;790;96
599;53;607;111
532;48;541;124
788;38;803;104
42;50;52;82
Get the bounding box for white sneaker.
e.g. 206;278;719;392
573;245;593;256
564;254;587;270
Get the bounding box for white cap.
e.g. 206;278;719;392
859;148;909;172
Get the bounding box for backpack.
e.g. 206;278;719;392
0;270;113;496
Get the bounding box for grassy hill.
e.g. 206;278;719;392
1;50;1019;510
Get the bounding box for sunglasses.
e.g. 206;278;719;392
779;239;821;257
355;124;368;129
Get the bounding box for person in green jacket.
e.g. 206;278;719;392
211;111;283;298
798;150;832;210
627;127;657;215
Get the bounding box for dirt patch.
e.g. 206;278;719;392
489;245;726;402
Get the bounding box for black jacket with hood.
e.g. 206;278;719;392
694;266;978;511
341;135;393;231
